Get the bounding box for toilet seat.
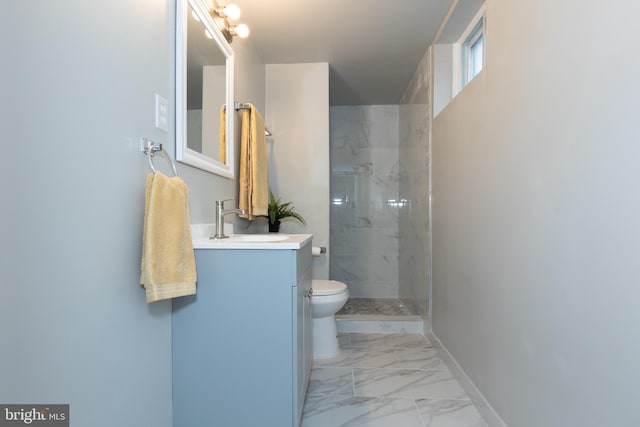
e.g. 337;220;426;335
312;279;347;296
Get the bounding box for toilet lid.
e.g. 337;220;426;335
312;280;347;296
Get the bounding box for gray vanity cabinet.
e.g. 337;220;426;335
172;243;313;427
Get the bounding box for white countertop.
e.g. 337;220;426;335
190;223;312;249
192;233;313;250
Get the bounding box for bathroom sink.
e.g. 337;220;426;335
191;228;312;249
229;234;289;242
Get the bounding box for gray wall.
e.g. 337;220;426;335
330;105;400;298
431;0;640;426
1;2;264;426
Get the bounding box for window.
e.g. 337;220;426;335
453;6;486;94
462;19;485;84
433;1;486;115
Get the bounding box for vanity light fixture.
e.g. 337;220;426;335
210;1;250;43
231;23;250;39
217;3;241;20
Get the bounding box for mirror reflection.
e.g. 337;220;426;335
186;7;226;163
176;0;235;178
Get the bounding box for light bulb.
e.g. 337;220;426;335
233;23;249;39
191;10;201;21
223;4;241;20
204;29;214;39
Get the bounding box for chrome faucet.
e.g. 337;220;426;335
211;199;247;239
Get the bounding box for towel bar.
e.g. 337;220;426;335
222;102;250;111
227;103;272;136
141;138;179;177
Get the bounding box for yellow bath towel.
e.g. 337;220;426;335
219;105;226;163
140;172;196;303
239;103;268;220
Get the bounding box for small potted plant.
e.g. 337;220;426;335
266;188;306;232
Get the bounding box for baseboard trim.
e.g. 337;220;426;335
428;331;509;427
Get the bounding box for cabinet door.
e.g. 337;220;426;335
294;266;312;426
174;249;296;427
301;269;313;395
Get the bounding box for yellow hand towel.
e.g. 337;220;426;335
239;103;268;220
140;172;196;303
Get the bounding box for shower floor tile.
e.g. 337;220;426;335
337;298;420;317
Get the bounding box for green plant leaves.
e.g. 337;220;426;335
267;188;306;225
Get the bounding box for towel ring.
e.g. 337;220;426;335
142;138;179;177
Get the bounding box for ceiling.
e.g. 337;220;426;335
232;0;453;106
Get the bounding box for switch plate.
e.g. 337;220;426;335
155;94;168;132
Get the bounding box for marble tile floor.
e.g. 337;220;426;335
302;332;489;427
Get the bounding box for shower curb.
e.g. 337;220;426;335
335;318;424;334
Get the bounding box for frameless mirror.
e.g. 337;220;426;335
176;0;235;178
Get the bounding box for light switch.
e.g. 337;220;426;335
155;94;168;132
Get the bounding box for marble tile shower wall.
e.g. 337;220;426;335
330;105;401;298
399;48;432;319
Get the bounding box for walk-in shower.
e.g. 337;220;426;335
329;104;430;332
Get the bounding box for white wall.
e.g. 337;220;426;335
265;63;330;278
433;44;453;117
431;0;640;426
0;3;265;426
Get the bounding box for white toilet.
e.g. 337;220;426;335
311;279;349;359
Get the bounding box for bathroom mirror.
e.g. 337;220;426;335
176;0;235;178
